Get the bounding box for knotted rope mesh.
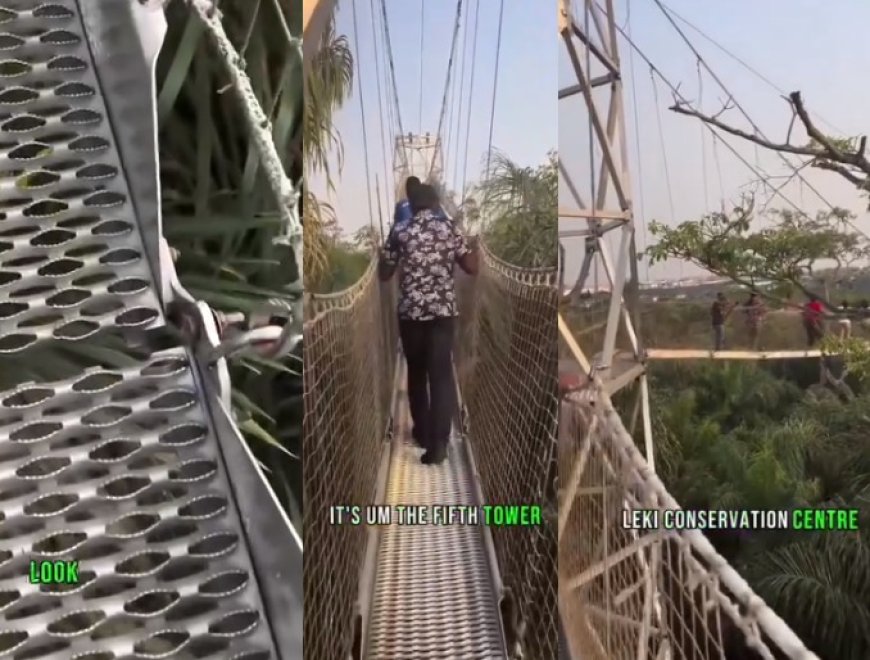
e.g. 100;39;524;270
457;243;560;659
558;374;817;660
302;260;397;660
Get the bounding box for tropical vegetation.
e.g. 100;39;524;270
630;358;870;660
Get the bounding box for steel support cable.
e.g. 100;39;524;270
626;0;650;282
369;0;393;218
482;0;505;195
187;0;300;261
458;0;481;203
379;0;408;169
650;72;681;278
582;2;599;290
186;0;302;357
428;0;465;181
375;0;398;171
650;0;870;241
606;13;809;225
654;0;846;136
697;59;710;212
418;0;425;133
712;129;727;209
350;0;376;230
446;0;471;191
450;0;474;194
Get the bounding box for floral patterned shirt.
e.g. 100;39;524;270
382;210;470;320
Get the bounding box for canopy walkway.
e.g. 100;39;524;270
303;244;559;659
0;3;301;658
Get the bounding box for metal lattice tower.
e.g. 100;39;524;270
393;133;443;192
557;0;653;464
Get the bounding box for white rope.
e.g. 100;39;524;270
185;0;302;284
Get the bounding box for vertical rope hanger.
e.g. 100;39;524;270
697;59;710;213
458;0;481;204
626;0;650;283
350;0;375;230
446;0;470;191
418;0;425;134
369;0;392;228
650;69;681;279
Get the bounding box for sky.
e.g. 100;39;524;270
309;0;557;239
560;0;870;286
311;1;870;287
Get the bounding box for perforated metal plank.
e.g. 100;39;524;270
0;347;276;659
0;0;163;354
365;364;506;659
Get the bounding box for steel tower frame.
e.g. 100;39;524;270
557;2;662;652
557;0;653;467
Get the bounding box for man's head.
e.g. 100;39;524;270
405;176;421;200
716;292;726;302
411;184;440;214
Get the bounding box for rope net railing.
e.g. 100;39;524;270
302;259;397;660
558;375;818;660
457;243;560;658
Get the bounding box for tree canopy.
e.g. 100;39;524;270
647;201;870;303
478;150;558;268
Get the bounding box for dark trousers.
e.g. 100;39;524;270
804;319;823;346
399;317;456;450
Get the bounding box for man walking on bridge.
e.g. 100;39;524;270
379;184;479;465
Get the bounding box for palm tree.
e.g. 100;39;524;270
154;0;303;526
648;361;870;658
303;13;354;289
475;150;558;268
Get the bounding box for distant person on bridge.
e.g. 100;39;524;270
379;183;479;465
393;176;421;226
802;296;826;347
710;292;735;351
394;176;447;226
835;301;852;338
742;293;766;351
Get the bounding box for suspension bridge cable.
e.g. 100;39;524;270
429;0;464;181
711;132;726;209
482;0;505;185
604;12;805;223
626;0;650;282
451;0;474;194
459;0;481;202
379;0;407;168
444;2;468;187
653;0;847;136
650;72;681;279
649;0;870;242
375;1;398;182
369;0;392;220
350;0;375;229
697;59;710;212
418;0;424;134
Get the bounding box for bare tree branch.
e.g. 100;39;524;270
669;90;870;193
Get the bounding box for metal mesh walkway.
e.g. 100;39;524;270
0;1;300;658
304;243;559;659
0;348;278;658
365;362;505;659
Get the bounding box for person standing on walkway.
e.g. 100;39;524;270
710;292;734;351
379;184;479;465
742;293;766;351
803;296;826;346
